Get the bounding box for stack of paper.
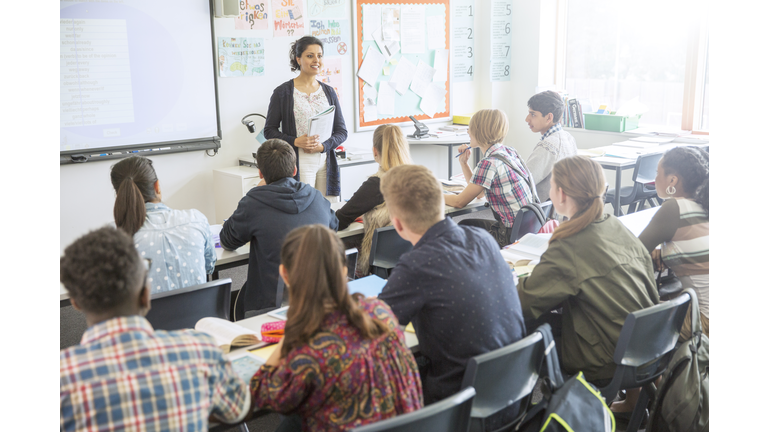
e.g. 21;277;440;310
308;106;336;143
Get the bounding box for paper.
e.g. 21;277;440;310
364;99;378;122
272;0;305;38
405;323;415;333
250;343;279;360
317;56;343;100
420;83;447;118
452;0;475;82
234;1;269;30
218;38;265;77
389;57;417;95
229;353;264;383
382;6;401;41
490;0;512;82
348;275;387;298
410;60;436;98
357;46;386;86
373;26;400;60
309;19;351;56
400;5;425;54
308;0;348;18
377;82;396;116
426;15;444;49
362;4;382;41
433;48;449;82
309;106;336;143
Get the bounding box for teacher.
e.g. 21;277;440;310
264;36;348;202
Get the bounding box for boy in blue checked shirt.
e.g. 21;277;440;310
444;109;539;247
60;227;252;432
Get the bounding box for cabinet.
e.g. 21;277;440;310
213;166;261;224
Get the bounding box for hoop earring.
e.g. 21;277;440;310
666;185;676;195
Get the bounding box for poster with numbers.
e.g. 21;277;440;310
490;0;512;81
452;0;474;82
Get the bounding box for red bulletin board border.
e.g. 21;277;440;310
354;0;451;129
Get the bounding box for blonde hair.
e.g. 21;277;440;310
549;156;606;243
469;109;509;147
380;165;443;234
373;124;412;171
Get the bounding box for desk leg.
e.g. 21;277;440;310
614;167;623;216
446;144;453;178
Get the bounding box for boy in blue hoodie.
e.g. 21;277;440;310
220;139;338;318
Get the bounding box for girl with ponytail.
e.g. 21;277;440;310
110;156;216;293
517;156;658;386
250;225;422;431
335;124;411;277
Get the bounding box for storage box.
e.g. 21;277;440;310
583;113;642;133
453;115;472;125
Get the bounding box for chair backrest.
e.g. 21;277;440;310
632;152;664;185
369;226;413;276
508;201;552;244
601;291;691;394
145;278;232;331
351;387;476;432
460;332;545;419
345;247;359;280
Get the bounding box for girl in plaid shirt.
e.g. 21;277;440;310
444;109;539;247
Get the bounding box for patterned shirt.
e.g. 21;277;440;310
293;85;330;179
250;299;423;431
60;316;250;432
470;143;535;228
540;123;563;141
135;203;216;293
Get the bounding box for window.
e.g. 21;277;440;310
555;0;709;133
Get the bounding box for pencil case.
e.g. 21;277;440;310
261;321;286;344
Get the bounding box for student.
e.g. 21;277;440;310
335;124;412;277
60;227;250;432
638;146;709;339
525;90;578;201
250;224;423;432
110;155;215;293
444;109;538;248
378;165;526;406
516;156;659;386
220;138;338;319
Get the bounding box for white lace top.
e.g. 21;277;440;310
293;85;330;138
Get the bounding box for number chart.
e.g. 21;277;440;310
490;0;512;82
452;0;474;82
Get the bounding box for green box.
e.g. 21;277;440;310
583;113;642;133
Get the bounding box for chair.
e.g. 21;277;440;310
508;201;554;244
145;278;232;331
597;291;692;432
242;275;286;319
345;247;359;280
351;387;476;432
369;226;413;279
460;331;546;432
605;152;664;215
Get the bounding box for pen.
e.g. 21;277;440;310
454;147;471;159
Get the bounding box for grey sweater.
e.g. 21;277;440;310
526;130;577;201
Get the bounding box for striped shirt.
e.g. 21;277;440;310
470;143;535;228
60;316;250;432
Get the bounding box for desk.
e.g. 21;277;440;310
580;142;707;216
406;135;473;178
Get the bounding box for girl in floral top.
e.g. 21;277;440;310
250;225;423;431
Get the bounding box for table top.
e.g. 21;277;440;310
406;135;470;145
581;142;708;168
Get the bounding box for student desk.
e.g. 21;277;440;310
406;135;474;178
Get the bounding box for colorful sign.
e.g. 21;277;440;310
309;19;351;57
318;56;343;101
218;38;265;77
308;0;348;19
272;0;305;38
234;1;269;30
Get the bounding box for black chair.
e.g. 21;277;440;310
508;201;553;244
145;278;232;331
241;276;286;319
460;331;546;432
606;152;664;215
369;226;413;279
351;387;476;432
345;247;359;280
598;290;692;432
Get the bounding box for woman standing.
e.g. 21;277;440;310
264;36;348;201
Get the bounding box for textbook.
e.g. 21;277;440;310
500;233;552;266
308;105;336;143
195;317;265;353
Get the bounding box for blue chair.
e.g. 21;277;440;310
145;278;232;330
606;152;664;215
351;387;476;432
369;226;413;279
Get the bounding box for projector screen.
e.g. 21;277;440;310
60;0;220;160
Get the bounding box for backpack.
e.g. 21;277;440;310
647;288;709;432
515;324;615;432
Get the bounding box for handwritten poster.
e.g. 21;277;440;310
490;0;512;82
308;0;348;19
234;0;269;30
218;37;265;77
310;19;351;56
272;0;305;38
318;56;343;100
452;0;474;82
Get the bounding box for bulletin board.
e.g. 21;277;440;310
352;0;451;131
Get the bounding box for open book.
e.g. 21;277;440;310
308;105;336;143
195;317;265;353
501;233;551;265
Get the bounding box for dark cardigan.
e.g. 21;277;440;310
263;79;348;196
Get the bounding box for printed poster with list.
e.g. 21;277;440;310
452;0;474;82
490;0;512;82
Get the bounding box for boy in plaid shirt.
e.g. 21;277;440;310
444;109;539;247
60;227;251;432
